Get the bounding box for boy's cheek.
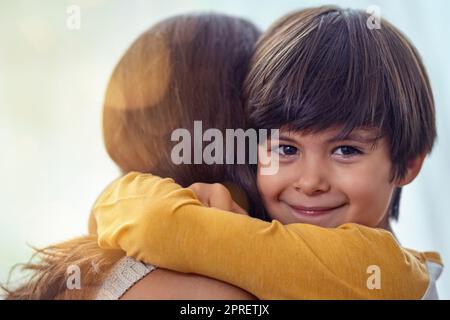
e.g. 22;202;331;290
343;180;393;226
257;173;278;198
335;161;390;190
256;170;290;205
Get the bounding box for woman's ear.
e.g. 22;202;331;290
397;153;427;186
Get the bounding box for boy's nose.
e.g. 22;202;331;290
292;160;330;196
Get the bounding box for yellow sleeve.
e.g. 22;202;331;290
93;172;430;299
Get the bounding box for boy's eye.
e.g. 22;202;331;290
273;145;298;156
333;146;363;157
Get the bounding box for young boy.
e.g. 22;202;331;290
92;6;443;299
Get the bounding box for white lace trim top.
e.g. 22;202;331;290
95;256;156;300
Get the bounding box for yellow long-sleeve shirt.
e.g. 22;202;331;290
93;172;443;299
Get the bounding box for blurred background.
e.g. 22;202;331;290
1;0;449;298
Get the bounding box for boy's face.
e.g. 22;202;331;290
256;127;399;228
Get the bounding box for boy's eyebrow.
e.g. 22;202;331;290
278;135;298;143
327;132;381;144
277;131;382;144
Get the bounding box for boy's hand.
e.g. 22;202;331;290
188;183;248;215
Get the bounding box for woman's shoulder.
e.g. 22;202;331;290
95;256;255;300
121;268;256;300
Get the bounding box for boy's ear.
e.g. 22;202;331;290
397;153;427;186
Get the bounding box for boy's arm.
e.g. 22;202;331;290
94;172;430;299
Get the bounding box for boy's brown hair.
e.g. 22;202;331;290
244;6;436;219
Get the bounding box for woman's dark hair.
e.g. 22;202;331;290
244;6;436;220
103;13;265;218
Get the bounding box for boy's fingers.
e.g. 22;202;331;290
188;185;208;206
210;194;247;215
209;191;231;212
230;201;248;216
188;182;248;215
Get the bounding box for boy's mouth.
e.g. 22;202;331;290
288;204;345;217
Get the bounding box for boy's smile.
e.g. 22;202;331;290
285;203;348;222
257;127;404;228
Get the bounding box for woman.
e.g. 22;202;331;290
3;12;263;299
